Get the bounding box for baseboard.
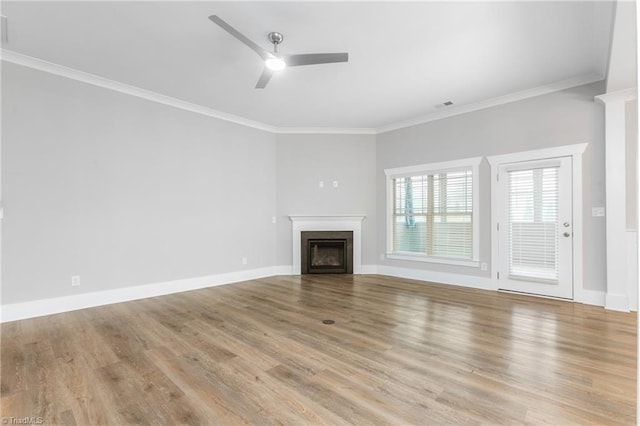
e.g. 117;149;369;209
274;264;379;276
375;265;495;291
361;264;378;274
579;289;606;307
605;292;630;312
626;230;638;312
274;265;294;275
2;263;612;322
0;267;278;323
376;266;609;308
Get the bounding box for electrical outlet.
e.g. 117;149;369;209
271;216;277;224
71;275;81;287
241;257;248;265
333;180;339;188
319;181;324;188
481;262;488;271
592;207;605;217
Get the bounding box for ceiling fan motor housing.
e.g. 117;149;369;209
268;32;284;45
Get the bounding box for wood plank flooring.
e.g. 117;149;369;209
1;274;636;425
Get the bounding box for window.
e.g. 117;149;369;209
508;165;560;282
385;157;481;267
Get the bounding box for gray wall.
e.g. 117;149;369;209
376;82;607;291
2;61;609;305
2;63;277;304
275;134;377;267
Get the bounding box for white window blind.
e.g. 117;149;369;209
391;168;473;259
508;167;559;282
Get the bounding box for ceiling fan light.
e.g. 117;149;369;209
265;57;286;71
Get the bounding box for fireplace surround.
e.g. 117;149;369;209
289;215;365;275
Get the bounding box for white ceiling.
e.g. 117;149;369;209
1;1;614;131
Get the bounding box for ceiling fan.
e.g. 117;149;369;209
208;15;349;89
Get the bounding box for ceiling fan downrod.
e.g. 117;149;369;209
268;32;283;53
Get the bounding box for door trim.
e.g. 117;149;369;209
487;143;587;301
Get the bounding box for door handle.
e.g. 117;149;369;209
563;232;571;237
563;222;570;227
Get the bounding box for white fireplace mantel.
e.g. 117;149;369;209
290;215;365;275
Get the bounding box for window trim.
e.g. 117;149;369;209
384;156;482;267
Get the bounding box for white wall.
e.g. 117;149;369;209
376;82;607;292
275;134;377;268
627;99;638;230
607;0;637;93
2;62;277;305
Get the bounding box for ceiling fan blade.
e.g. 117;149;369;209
208;15;271;61
255;67;274;89
285;53;349;67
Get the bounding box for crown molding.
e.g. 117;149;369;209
2;49;604;136
375;72;605;134
1;49;278;133
276;127;376;135
594;87;637;104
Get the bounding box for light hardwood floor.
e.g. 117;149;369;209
1;274;636;425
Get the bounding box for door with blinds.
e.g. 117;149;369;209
497;157;573;299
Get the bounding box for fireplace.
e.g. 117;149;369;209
289;215;365;275
301;231;353;274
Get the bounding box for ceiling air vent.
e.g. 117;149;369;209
435;101;454;109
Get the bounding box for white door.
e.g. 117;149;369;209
497;157;573;299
